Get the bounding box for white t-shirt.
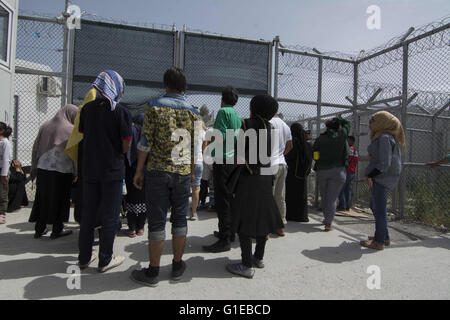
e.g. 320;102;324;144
0;138;12;176
269;117;292;167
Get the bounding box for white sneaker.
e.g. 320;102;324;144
98;255;125;273
190;213;198;221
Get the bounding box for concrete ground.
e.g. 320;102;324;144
0;205;449;300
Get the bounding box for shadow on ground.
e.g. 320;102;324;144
22;255;235;299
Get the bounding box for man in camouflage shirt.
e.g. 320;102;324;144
131;67;199;287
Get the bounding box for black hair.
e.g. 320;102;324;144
326;118;340;131
164;67;187;92
222;86;239;106
348;135;355;142
249;94;278;120
0;122;12;138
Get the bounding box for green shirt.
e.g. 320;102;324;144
212;106;242;160
313;117;351;171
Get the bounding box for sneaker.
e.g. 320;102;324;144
226;263;255;279
252;256;265;269
202;239;231;253
98;255;125;273
78;251;98;270
130;268;159;287
172;260;186;281
190;213;198;221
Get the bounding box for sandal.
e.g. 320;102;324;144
0;215;5;224
324;224;332;232
368;235;390;246
360;240;384;250
126;230;137;238
137;229;144;236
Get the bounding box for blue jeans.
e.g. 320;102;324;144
78;180;123;268
145;170;190;241
371;182;390;244
338;173;355;209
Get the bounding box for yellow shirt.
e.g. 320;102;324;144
64;88;97;164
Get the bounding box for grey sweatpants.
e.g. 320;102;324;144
317;167;346;225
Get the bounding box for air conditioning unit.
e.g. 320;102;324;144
38;76;61;97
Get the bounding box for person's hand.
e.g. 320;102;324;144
1;176;8;185
133;170;144;190
366;177;373;189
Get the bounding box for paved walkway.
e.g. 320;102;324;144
0;206;449;300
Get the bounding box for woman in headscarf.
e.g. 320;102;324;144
77;70;131;273
226;94;284;279
29;104;79;239
285;123;313;222
7;160;29;213
124;113;147;237
361;111;405;250
313;116;351;232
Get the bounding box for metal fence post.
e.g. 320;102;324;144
315;56;323;208
273;36;280;100
352;61;359;204
60;0;70;107
398;42;409;219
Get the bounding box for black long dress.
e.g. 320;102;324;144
285;133;313;222
7;171;29;212
230;117;284;237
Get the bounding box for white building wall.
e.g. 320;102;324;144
0;0;18;124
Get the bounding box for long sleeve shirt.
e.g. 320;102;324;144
0;138;12;177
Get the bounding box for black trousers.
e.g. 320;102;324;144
212;163;235;242
239;234;267;268
199;179;209;204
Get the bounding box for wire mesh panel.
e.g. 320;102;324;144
16;17;64;73
14;17;66;201
277;51;318;102
72;20;176;106
183;34;270;95
321;58;354;107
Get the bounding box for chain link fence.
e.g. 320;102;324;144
275;17;450;228
12;13;449;227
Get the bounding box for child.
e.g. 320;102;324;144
124;114;147;237
0;122;13;224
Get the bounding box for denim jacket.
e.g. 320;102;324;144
365;134;402;190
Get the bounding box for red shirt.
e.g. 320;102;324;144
347;145;358;174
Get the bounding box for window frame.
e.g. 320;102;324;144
0;0;13;70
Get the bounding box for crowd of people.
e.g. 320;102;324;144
2;65;445;284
